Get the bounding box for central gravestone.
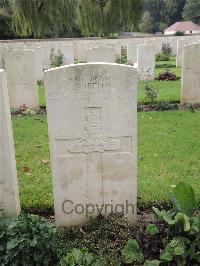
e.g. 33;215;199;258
45;63;137;227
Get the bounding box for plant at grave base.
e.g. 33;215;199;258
121;182;199;265
152;182;199;265
121;239;160;265
37;80;43;86
60;248;107;266
0;214;57;265
156;52;170;62
144;81;159;103
115;55;128;65
155;70;180;81
50;48;64;68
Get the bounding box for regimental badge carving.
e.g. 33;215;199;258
68;108;120;154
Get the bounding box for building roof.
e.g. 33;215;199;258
164;21;200;32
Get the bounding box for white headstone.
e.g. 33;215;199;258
170;38;178;56
31;46;44;81
176;38;194;67
59;43;74;65
4;49;39;108
0;69;20;218
45;63;137;227
181;43;200;104
127;42;138;65
87;46;115;63
137;44;155;80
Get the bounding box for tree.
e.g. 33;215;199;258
139;11;154;33
76;0;144;36
183;0;200;24
11;0;76;38
0;0;15;38
11;0;143;38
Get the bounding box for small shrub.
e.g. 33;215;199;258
175;31;184;36
116;55;128;64
144;81;159;103
155;70;180;81
50;48;64;68
156;52;170;62
0;214;57;265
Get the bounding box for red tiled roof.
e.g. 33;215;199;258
164;21;200;32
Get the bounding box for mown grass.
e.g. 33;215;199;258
12;110;200;209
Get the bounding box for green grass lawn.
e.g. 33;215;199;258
12;110;200;210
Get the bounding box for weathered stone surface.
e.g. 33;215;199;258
137;44;155;80
181;43;200;104
4;49;39;108
0;69;20;218
44;63;137;227
87;46;115;63
127;42;138;65
31;46;44;81
59;43;74;65
176;38;195;67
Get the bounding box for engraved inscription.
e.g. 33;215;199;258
68;108;120;153
47;70;135;104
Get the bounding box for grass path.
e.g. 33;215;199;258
12;110;200;210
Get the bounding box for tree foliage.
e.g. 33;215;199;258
183;0;200;24
77;0;144;36
11;0;76;38
139;0;186;33
11;0;144;38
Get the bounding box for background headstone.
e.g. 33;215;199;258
87;46;115;63
181;43;200;104
137;44;155;80
4;49;39;108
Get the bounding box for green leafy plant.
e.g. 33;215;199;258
153;182;200;265
145;224;159;235
175;31;185;36
115;55;128;65
50;48;64;68
0;214;56;265
60;248;106;266
122;182;199;265
121;239;144;264
156;52;170;62
144;81;159;103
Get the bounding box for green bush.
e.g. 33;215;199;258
115;55;128;64
174;31;185;36
156;52;170;61
0;214;56;265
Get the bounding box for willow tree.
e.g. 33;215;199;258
11;0;76;38
11;0;143;38
77;0;144;36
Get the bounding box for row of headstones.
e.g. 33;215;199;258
0;35;199;109
0;62;137;227
1;39;200;226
